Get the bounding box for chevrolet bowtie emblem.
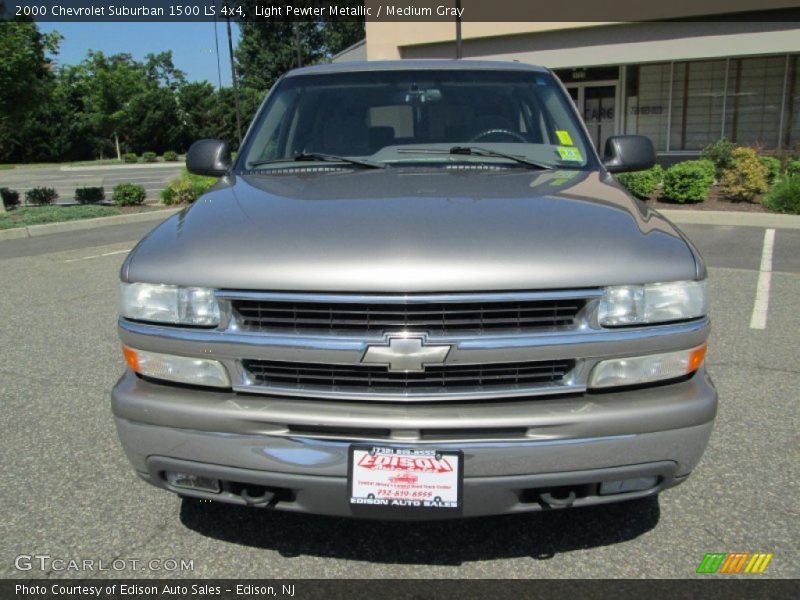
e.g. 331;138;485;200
361;335;451;372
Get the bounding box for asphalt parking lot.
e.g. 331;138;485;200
0;164;183;202
0;218;798;579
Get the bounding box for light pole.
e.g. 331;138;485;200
213;18;222;90
455;0;462;59
294;23;302;68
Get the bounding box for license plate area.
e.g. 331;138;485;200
348;446;463;516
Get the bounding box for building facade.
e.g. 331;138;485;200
363;19;800;157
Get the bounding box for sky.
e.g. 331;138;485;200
38;22;241;87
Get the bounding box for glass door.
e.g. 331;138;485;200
583;85;616;152
565;82;618;152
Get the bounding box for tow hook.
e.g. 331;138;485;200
539;490;577;509
240;487;278;508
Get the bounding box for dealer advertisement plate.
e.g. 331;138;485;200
348;446;463;515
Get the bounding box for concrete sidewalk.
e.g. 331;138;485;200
659;209;800;229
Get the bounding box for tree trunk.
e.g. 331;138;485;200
115;133;121;161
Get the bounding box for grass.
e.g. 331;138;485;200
0;205;121;230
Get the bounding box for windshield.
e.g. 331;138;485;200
239;68;595;171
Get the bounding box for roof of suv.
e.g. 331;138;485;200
285;60;549;77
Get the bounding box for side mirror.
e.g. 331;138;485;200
186;139;232;177
603;135;655;173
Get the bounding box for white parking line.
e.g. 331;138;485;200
65;248;131;263
749;228;776;330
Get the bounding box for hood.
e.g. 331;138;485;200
123;168;698;292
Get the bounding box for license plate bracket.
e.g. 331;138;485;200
348;445;463;516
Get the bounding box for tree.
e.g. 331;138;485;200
75;52;149;158
178;81;220;145
320;21;365;57
0;14;61;161
205;86;263;149
144;51;186;90
120;86;183;153
0;10;367;163
235;12;365;93
235;21;324;92
63;50;186;158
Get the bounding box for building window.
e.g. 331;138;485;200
669;60;727;151
601;54;798;152
724;56;786;148
624;63;670;151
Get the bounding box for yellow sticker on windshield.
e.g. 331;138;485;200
556;130;574;146
557;146;583;162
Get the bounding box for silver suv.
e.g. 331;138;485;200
112;61;716;519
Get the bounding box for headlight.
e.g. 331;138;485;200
589;344;706;389
122;345;230;388
598;280;707;326
119;282;220;326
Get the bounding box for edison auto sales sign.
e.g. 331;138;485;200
349;447;461;509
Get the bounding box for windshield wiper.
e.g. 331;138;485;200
398;146;552;170
248;152;387;170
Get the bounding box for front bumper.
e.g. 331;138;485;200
111;367;717;519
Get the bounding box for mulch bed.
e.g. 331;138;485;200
642;185;768;213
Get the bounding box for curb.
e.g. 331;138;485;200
60;162;184;172
659;209;800;229
0;208;181;242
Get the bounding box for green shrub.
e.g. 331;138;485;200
163;150;179;162
758;156;781;185
615;165;664;199
1;187;20;210
701;138;736;177
786;159;800;177
695;159;716;180
161;170;217;205
160;185;177;205
25;187;58;206
763;175;800;214
74;186;105;204
142;151;158;163
720;147;769;201
662;161;714;203
112;183;146;206
122;153;138;164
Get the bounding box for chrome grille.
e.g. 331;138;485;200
242;359;574;393
231;296;586;334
